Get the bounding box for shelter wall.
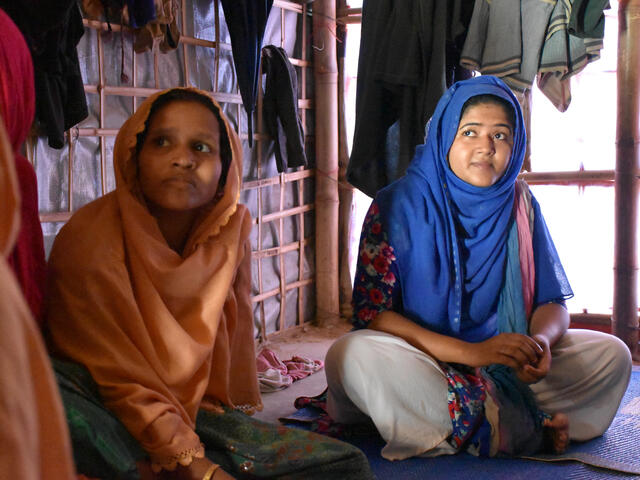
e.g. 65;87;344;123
32;0;315;339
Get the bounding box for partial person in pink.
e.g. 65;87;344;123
0;7;47;325
0;107;75;479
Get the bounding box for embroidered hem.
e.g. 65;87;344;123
201;398;263;416
150;442;205;472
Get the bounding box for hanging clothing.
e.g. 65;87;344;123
80;0;179;55
347;0;474;197
127;0;156;28
537;0;604;112
261;45;307;172
0;0;89;149
0;8;47;326
220;0;273;147
47;88;262;472
132;0;181;54
460;0;555;92
568;0;610;38
0;109;75;479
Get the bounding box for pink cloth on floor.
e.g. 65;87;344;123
256;348;292;392
256;347;288;375
283;356;324;381
256;348;324;392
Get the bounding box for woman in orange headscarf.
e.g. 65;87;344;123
46;87;372;480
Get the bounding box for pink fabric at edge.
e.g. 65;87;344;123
515;182;535;319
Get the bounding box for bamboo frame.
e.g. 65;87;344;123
613;0;640;359
336;7;361;24
40;1;315;339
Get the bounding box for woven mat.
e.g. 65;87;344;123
283;369;640;479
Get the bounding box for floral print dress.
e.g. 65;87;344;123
352;200;507;453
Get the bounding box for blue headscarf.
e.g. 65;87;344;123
377;76;557;342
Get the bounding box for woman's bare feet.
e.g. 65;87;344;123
543;413;569;453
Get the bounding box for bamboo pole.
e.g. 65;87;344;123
569;313;612;327
520;89;532;172
313;0;340;324
336;0;354;319
278;8;287;333
613;0;640;359
181;0;190;86
519;169;614;185
298;0;309;327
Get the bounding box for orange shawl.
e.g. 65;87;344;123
0;116;75;478
47;88;261;471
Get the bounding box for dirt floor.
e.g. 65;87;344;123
252;319;351;424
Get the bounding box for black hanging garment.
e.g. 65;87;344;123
346;0;473;197
261;45;307;172
0;0;89;149
220;0;273;147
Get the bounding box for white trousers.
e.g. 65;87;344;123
325;329;632;460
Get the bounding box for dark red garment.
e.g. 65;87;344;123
0;8;47;325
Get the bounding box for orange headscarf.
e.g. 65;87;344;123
0;115;75;478
47;88;261;471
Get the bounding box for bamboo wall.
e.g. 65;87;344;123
33;0;316;340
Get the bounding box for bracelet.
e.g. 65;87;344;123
202;464;220;480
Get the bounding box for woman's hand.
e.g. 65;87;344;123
516;334;551;384
468;333;543;369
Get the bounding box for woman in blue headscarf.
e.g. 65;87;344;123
326;76;631;460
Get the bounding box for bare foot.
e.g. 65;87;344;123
543;413;569;453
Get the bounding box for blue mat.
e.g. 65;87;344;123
284;370;640;479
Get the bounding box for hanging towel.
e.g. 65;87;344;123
569;0;610;38
537;0;604;111
261;45;307;172
460;0;555;92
